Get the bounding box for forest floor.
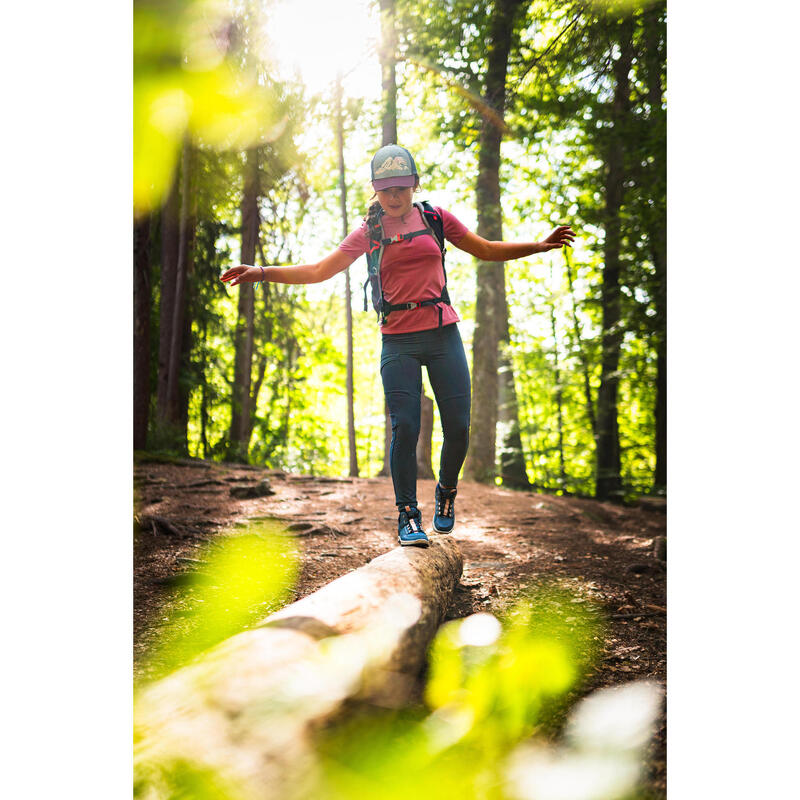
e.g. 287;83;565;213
134;456;667;797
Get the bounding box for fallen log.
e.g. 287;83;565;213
135;536;463;800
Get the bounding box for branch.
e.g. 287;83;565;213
406;57;508;135
511;11;582;98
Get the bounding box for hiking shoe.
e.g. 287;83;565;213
398;505;429;547
432;483;457;534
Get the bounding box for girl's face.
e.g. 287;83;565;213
376;185;415;218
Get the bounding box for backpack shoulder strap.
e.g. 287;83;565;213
416;202;449;303
366;209;385;261
417;201;445;253
364;209;387;317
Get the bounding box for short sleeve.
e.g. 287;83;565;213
338;221;370;259
436;207;469;244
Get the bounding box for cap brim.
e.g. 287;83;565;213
372;175;416;191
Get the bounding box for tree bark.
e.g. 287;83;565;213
497;278;530;488
177;190;198;453
416;393;435;478
177;294;193;452
643;2;666;495
199;315;210;459
379;0;399;146
155;173;179;427
165;139;192;441
228;147;260;462
379;402;392;477
564;247;596;435
135;537;462;799
653;339;666;493
464;0;523;484
133;214;152;450
548;286;567;492
595;20;633;502
336;74;359;478
246;278;272;447
377;0;419;477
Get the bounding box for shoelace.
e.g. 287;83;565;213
401;507;423;535
437;488;456;518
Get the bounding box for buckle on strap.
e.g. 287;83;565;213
405;301;419;309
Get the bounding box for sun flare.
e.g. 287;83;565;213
262;0;380;97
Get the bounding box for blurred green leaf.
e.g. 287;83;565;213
134;757;246;800
139;521;298;683
134;0;289;214
425;589;600;749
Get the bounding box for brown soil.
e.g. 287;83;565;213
134;458;666;796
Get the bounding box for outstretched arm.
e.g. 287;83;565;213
220;249;355;287
453;225;575;261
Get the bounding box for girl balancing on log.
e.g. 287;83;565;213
221;144;574;548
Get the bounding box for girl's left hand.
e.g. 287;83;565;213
220;265;254;286
540;225;576;251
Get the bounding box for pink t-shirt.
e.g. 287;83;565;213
338;205;468;334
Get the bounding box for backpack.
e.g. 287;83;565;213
362;200;451;327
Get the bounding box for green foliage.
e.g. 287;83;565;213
137;0;666;494
137;523;299;684
134;758;246;800
134;0;292;215
304;589;637;800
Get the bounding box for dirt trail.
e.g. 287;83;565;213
134;458;666;795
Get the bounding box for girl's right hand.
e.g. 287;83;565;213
220;265;255;286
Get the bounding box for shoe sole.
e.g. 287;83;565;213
399;538;430;547
432;523;454;534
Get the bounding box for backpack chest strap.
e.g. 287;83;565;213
379;228;435;246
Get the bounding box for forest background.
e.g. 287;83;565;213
3;1;800;797
134;0;666;504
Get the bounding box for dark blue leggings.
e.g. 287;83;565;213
380;323;471;509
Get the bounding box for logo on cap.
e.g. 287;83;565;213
375;156;409;175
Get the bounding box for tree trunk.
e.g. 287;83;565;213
377;0;415;476
165;140;192;444
199;315;210;459
135;538;462;800
464;0;523;484
416;393;435;478
177;192;198;453
134;214;152;450
246;279;273;447
379;0;399;146
595;21;633;503
281;339;298;463
653;339;666;493
228;147;260;463
336;73;359;478
564;247;596;435
177;297;193;452
549;285;567;492
497;277;530;488
643;2;666;495
378;402;392;477
155;173;179;428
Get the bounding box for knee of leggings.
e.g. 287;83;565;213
392;411;420;443
442;414;470;444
